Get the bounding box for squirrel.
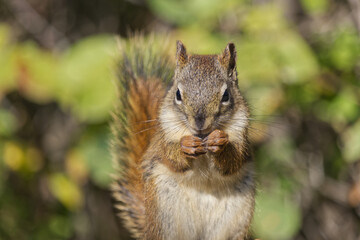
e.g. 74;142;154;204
111;36;255;240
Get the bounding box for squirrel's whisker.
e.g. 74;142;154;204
136;119;159;124
133;126;159;135
232;117;280;125
246;126;272;137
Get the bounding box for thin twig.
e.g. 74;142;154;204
7;0;69;49
348;0;360;36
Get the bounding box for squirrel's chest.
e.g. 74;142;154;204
153;163;254;240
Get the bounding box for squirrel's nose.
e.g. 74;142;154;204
195;114;205;130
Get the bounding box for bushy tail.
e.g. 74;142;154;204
111;35;173;238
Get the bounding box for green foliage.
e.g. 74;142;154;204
315;87;359;126
0;30;119;239
0;32;118;122
300;0;329;14
48;173;83;211
77;128;114;188
0;108;16;137
327;29;360;72
15;42;59;103
58;35;117;122
239;5;319;84
343;120;360;163
0;25;16;93
148;0;239;26
253;191;301;240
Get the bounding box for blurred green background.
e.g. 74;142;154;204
0;0;360;239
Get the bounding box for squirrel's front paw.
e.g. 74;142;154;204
204;129;229;154
180;135;207;158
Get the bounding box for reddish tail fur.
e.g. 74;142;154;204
112;78;164;238
111;36;172;239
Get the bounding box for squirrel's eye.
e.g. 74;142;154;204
221;89;230;103
176;89;182;102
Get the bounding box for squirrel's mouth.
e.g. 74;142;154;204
195;133;209;139
191;126;212;139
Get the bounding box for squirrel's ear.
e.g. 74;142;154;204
219;43;236;77
176;40;188;67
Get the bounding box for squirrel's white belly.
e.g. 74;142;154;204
153;161;254;240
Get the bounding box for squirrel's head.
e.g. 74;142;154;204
160;41;249;141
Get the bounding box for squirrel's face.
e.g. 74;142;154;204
160;41;248;139
172;55;237;137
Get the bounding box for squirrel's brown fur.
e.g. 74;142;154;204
112;37;255;240
111;36;172;238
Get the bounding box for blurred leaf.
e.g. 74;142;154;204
0;24;10;48
327;29;360;72
238;5;285;83
285;83;319;108
24;147;44;172
173;27;229;54
77;128;114;188
58;35;117;122
276;32;319;84
48;215;72;238
148;0;238;26
259;134;295;167
241;4;286;34
65;150;89;185
48;173;83;211
0;108;17;137
315;87;359;127
238;4;319;84
0;24;17;93
3;141;44;174
246;85;284;115
3;141;24;171
15;42;59;103
0;142;5;191
237;40;280;83
253;191;301;240
300;0;329;14
342;120;360;163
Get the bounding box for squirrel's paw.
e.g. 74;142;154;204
204;129;229;154
180;135;207;158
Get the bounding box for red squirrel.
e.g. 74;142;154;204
112;37;255;240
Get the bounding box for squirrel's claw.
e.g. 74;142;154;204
205;129;229;153
180;135;204;147
180;135;207;158
180;129;229;156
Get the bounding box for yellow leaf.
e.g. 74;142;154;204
65;150;89;185
3;142;24;171
48;173;83;211
25;147;44;172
